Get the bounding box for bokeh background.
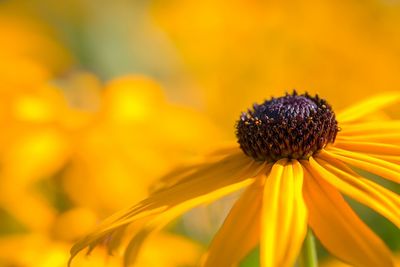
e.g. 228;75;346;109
0;0;399;266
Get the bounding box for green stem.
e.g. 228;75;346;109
299;229;318;267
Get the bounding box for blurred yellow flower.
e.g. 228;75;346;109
71;92;400;267
0;72;212;266
0;4;76;232
0;83;73;231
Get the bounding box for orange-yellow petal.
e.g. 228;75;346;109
123;168;262;267
361;154;400;165
307;155;400;228
337;93;400;123
151;148;245;193
337;133;400;145
70;154;265;263
339;121;400;136
204;169;269;267
325;147;400;183
260;160;308;267
333;140;400;156
302;166;394;267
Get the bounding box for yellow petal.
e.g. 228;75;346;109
329;139;400;167
325;147;400;183
361;154;400;165
333;140;400;156
337;93;400;123
337;133;400;145
70;154;264;263
204;169;270;267
151;149;245;193
339;121;400;136
260;160;308;267
302;167;394;267
123;169;261;267
307;155;400;228
127;164;268;267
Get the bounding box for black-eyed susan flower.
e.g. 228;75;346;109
70;91;400;267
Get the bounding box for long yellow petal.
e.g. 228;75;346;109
70;154;265;264
260;160;308;267
325;147;400;183
285;161;309;265
339;121;400;136
333;140;400;156
72;178;254;266
337;93;400;123
331;138;400;165
307;155;400;228
362;154;400;165
204;172;268;267
302;167;394;267
337;133;400;145
123;197;200;267
126;164;273;267
151;150;248;193
338;121;400;145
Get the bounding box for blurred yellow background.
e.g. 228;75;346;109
0;0;399;266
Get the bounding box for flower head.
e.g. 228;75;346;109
237;91;338;161
70;92;400;267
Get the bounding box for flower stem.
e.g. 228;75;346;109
299;229;318;267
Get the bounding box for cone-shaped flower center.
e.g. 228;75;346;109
236;91;339;161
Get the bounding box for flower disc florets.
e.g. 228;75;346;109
236;91;339;162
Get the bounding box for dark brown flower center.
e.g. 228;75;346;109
236;91;339;162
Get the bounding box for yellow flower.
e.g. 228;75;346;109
70;91;400;267
0;73;207;267
0;82;73;231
